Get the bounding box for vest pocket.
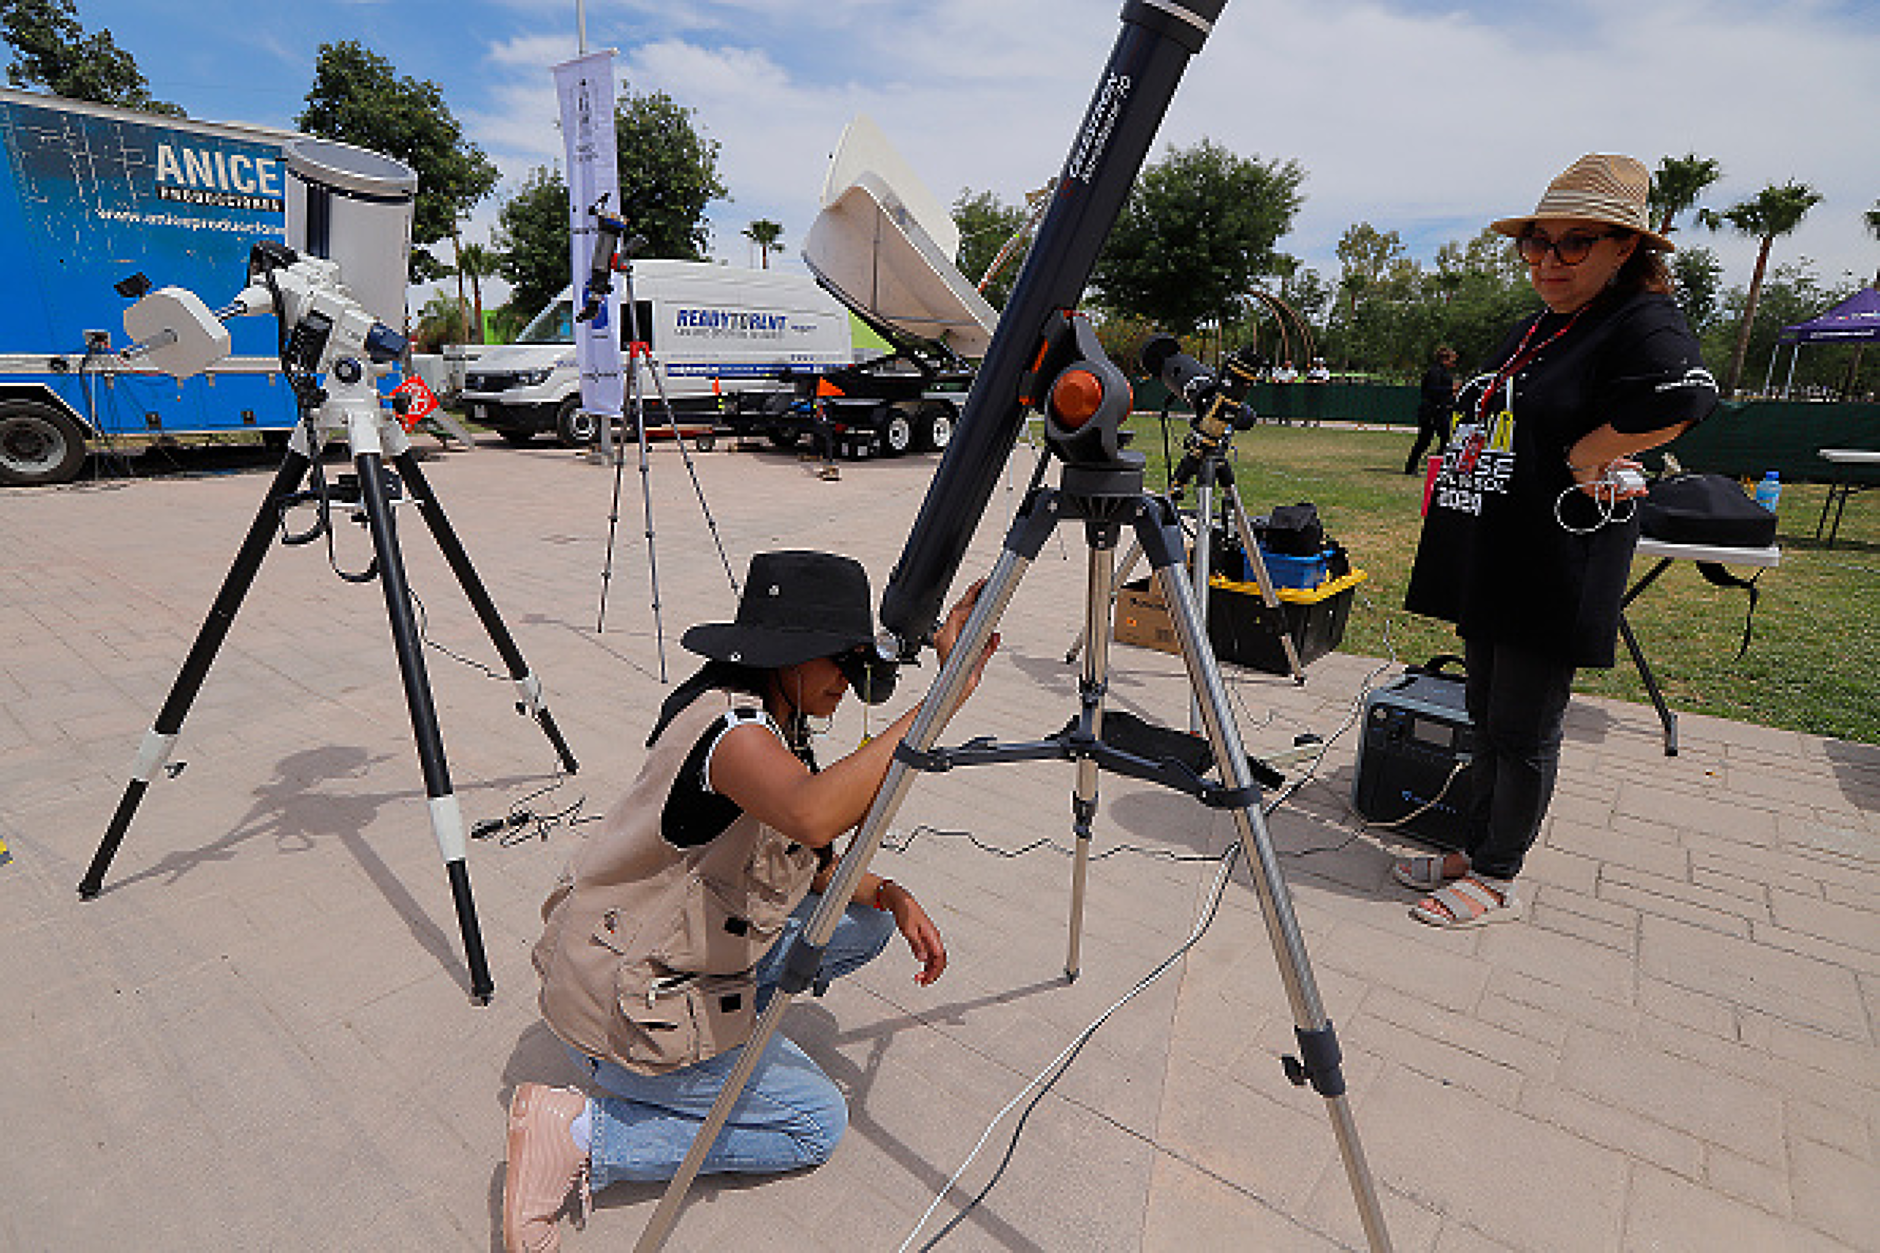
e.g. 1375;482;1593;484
651;874;784;974
610;960;757;1073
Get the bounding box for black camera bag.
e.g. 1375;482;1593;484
1638;473;1776;548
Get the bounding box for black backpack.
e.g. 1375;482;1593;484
1637;472;1775;657
1639;473;1777;548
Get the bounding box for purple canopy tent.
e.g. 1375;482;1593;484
1763;286;1880;396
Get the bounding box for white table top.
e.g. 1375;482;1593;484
1819;448;1880;465
1636;537;1782;568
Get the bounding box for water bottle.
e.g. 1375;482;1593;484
1753;470;1781;513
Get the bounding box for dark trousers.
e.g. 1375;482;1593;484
1461;636;1576;881
1404;409;1446;474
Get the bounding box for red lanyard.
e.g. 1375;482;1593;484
1476;307;1585;423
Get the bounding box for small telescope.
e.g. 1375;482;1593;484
1141;334;1261;441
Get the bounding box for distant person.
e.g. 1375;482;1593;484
1272;359;1299;383
1404;345;1459;475
1305;358;1331;383
1399;154;1717;928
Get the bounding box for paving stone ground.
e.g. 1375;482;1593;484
1;435;1874;1252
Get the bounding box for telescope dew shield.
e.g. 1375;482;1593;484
283;138;418;330
878;0;1226;651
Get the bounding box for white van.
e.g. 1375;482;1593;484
460;260;854;446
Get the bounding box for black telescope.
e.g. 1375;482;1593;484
878;0;1227;654
1143;334;1259;439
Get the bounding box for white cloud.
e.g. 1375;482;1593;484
460;0;1880;302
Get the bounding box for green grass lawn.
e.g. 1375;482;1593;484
1123;417;1879;745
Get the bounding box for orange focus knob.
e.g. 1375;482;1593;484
1050;368;1103;429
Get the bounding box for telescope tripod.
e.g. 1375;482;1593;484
78;393;579;1004
1069;429;1306;688
594;255;739;680
633;456;1392;1251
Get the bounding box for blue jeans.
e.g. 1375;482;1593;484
573;892;896;1187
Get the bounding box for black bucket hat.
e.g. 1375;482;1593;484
681;551;877;669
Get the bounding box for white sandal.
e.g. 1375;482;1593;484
1410;877;1523;929
1391;853;1467;891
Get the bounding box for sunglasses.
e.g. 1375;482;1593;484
1515;229;1620;266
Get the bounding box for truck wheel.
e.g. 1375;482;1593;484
694;432;716;453
881;406;915;457
555;398;598;447
918;402;956;452
0;400;86;486
768;428;799;450
498;428;538;447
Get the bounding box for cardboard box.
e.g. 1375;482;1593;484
1113;570;1366;674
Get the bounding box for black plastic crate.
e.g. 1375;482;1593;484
1114;570;1364;675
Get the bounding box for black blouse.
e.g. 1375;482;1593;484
1404;290;1717;667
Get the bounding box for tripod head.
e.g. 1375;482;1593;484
574;194;650;325
121;242;407;408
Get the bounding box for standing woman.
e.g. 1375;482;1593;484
502;550;996;1251
1398;154;1718;927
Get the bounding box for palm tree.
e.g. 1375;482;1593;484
743;219;784;269
1866;198;1880;286
1699;181;1823;395
1648;154;1722;235
454;242;497;344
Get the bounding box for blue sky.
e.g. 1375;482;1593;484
45;0;1880;311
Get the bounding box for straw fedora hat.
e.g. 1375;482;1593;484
1491;153;1674;253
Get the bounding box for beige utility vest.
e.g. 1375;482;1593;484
532;690;820;1073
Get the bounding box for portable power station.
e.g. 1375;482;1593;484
1351;666;1474;850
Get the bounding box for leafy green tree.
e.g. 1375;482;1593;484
742;218;783;268
490;85;727;324
1325;223;1423;374
613;86;727;259
491;166;570;324
1649;153;1722;236
297;41;499;284
1699;181;1823;394
1091;139;1304;336
952;187;1031;309
411;290;468;353
1670;245;1724;334
1;0;180;114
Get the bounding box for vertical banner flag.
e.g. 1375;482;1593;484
552;50;624;431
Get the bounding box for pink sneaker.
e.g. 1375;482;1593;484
503;1084;591;1253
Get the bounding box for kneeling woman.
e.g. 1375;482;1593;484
503;550;996;1252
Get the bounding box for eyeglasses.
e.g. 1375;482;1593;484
1515;230;1618;266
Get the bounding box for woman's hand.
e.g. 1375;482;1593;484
1569;455;1649;501
880;882;947;985
933;579;1000;698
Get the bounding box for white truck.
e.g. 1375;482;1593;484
457;261;854;447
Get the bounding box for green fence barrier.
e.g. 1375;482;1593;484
1132;378;1422;427
1657;400;1880;485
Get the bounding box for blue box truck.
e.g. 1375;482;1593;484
0;87;305;485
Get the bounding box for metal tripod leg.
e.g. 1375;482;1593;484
632;543;1030;1253
1065;530;1116;982
351;431;494;1003
1218;476;1306;684
1064;536;1143;664
79;446;313;900
393;452;580;776
1137;504;1392;1252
